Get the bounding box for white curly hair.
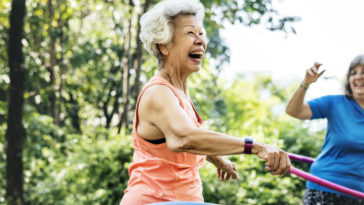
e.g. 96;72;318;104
139;0;205;65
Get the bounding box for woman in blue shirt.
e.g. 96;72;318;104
286;55;364;205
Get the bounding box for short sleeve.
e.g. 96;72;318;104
307;95;334;119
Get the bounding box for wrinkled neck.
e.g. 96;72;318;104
157;65;189;94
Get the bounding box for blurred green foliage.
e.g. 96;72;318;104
21;109;133;205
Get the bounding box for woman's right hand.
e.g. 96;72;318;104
302;62;325;86
252;142;291;176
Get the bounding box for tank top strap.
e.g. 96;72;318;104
189;98;203;124
134;76;185;129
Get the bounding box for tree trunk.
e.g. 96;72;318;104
57;6;66;126
118;4;133;132
66;93;81;132
133;0;150;103
47;0;60;125
103;82;115;129
5;0;26;204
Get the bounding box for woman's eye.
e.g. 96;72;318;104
350;71;356;75
188;31;194;34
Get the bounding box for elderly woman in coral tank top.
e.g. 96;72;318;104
120;0;291;204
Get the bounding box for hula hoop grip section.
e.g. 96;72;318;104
288;153;315;164
290;167;364;200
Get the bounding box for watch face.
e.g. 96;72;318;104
245;137;253;144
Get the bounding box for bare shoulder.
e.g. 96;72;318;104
138;85;181;119
137;84;185;139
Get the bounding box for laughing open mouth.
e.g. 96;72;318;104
188;51;204;60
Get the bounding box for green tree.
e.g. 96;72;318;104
5;0;26;204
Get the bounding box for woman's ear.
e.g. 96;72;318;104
158;44;169;56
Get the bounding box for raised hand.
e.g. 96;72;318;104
303;62;326;87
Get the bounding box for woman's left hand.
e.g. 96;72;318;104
215;159;239;181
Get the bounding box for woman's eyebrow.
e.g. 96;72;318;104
183;25;204;33
183;25;197;28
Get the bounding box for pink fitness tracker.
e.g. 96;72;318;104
244;137;253;154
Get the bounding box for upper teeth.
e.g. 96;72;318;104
190;52;204;55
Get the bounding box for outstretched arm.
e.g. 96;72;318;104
139;85;291;176
286;62;325;119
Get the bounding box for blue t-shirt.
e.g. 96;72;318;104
307;95;364;198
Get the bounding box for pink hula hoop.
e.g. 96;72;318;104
288;153;364;200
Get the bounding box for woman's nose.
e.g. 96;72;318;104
195;36;206;47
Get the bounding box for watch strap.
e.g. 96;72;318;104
244;137;253;154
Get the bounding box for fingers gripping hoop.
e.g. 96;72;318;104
288;153;364;200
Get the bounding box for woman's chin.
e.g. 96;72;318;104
353;91;364;100
184;64;201;74
190;66;201;73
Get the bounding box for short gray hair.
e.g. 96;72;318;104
139;0;205;65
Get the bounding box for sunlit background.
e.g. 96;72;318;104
222;0;364;100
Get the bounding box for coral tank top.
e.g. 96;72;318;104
120;77;206;205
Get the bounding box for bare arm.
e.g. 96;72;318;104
285;85;312;120
141;85;266;155
139;85;291;175
286;62;325;120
